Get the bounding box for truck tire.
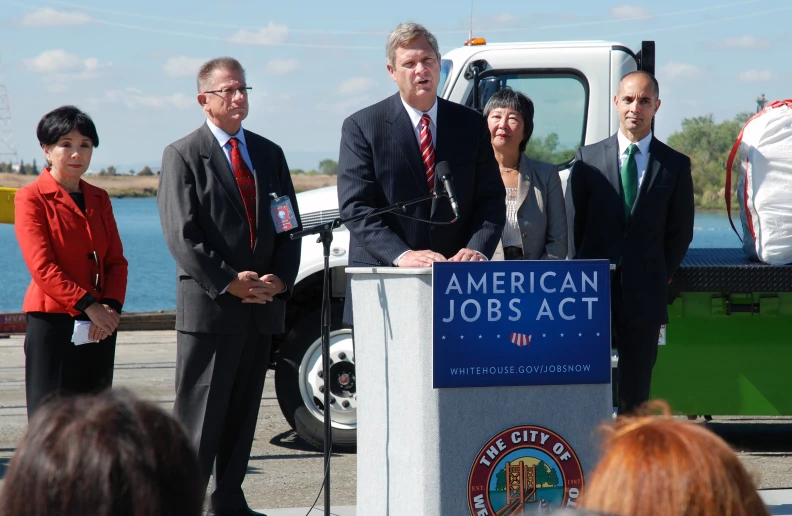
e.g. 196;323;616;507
275;301;356;452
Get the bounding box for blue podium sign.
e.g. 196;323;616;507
432;260;611;389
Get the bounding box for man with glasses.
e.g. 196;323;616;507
158;57;301;516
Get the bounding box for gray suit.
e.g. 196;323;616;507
158;123;301;512
492;156;567;260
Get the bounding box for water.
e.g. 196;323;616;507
0;200;741;313
488;487;565;513
0;198;176;313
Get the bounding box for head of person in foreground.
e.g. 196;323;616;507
579;401;769;516
0;389;204;516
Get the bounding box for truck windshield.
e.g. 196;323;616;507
439;59;453;97
472;72;587;166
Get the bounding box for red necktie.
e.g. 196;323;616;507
229;137;257;249
420;114;435;192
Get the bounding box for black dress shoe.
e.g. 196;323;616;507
206;508;267;516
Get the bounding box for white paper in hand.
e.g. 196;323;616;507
72;320;98;345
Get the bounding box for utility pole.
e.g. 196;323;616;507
756;93;768;113
0;55;19;168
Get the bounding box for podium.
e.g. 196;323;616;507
349;262;612;516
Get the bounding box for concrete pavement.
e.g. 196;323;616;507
1;330;790;513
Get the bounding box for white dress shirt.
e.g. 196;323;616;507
400;96;438;149
206;119;254;174
617;129;652;188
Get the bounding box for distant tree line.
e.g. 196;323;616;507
0;159;40;175
667;112;751;210
0;161;157;177
1;111;759;210
290;159;338;176
98;165;156;176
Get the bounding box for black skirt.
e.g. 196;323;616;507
503;246;524;260
24;312;117;418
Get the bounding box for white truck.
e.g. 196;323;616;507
272;38;656;451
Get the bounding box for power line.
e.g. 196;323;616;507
0;55;18;165
31;0;764;37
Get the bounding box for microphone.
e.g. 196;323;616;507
435;161;460;219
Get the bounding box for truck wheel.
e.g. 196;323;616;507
275;302;356;452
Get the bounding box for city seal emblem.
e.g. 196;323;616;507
468;425;584;515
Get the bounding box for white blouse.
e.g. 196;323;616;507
502;187;522;247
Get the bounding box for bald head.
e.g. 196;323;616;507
619;71;659;100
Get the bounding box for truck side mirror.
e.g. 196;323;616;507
638;41;656;76
478;77;501;111
464;59;489;112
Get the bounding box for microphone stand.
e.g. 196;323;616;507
289;192;441;516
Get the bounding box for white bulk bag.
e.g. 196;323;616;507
726;100;792;265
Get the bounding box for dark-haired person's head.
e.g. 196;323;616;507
0;389;204;516
579;401;769;516
484;88;535;154
37;105;98;179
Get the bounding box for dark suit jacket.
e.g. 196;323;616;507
15;169;128;316
337;93;506;322
570;134;694;325
158;123;301;335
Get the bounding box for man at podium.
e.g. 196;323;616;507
337;22;506;324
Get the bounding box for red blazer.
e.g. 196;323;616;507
14;169;128;316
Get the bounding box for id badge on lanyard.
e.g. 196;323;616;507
269;193;296;233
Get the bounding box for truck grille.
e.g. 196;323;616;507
299;209;340;228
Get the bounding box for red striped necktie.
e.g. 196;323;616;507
420;114;435;192
229;137;257;248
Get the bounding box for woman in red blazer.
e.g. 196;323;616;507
14;106;128;417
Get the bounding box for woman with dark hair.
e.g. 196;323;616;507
0;389;204;516
14;105;127;417
484;89;567;260
579;402;770;516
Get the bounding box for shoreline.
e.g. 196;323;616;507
0;172;338;197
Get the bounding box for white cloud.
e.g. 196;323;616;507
24;50;106;90
338;77;376;96
659;61;704;81
20;8;92;26
228;22;289;45
716;36;770;49
492;13;518;24
323;96;372;115
105;88;194;110
163;56;205;78
609;5;652;19
24;50;101;74
265;59;300;76
737;69;774;82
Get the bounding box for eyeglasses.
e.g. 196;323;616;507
88;250;103;293
204;86;252;98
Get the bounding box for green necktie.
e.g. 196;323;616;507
621;143;638;220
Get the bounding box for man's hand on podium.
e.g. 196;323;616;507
449;248;486;262
397;250;447;268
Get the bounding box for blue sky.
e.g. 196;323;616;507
0;0;788;172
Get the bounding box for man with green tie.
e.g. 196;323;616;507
569;71;694;415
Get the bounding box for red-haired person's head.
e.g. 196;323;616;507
579;402;769;516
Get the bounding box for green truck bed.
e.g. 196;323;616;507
652;248;792;415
